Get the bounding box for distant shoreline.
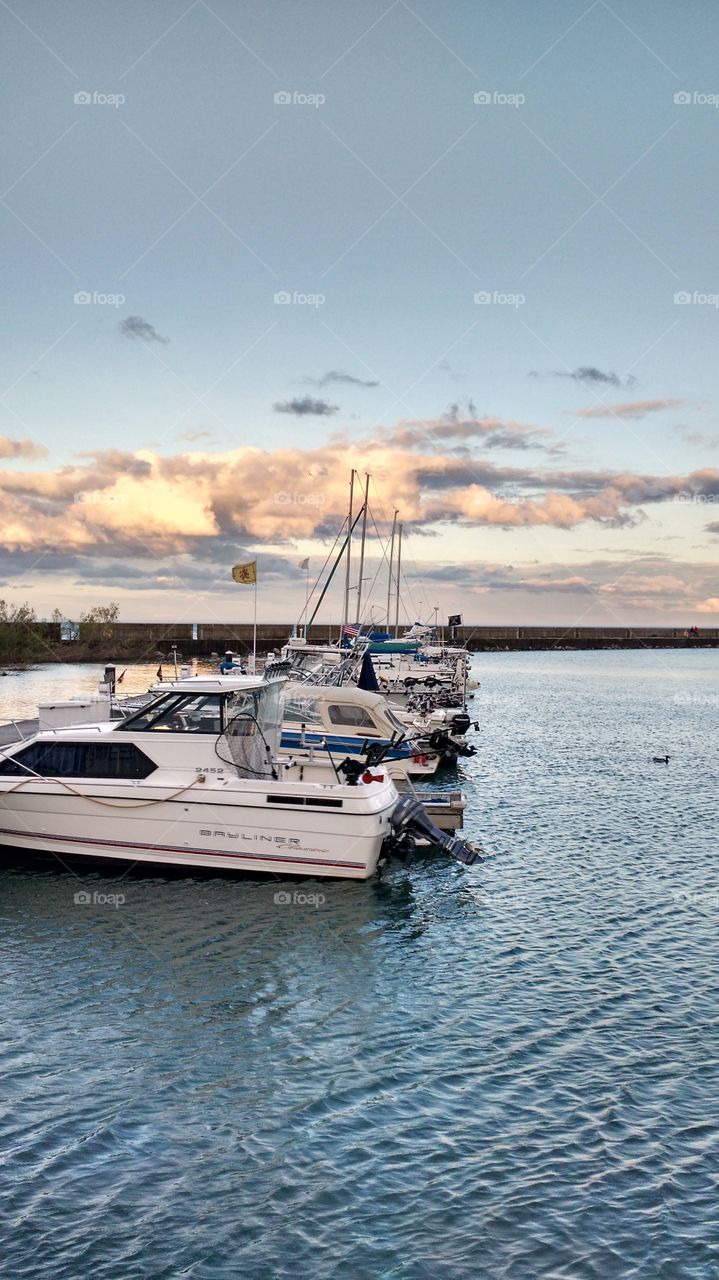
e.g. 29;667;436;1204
1;622;717;665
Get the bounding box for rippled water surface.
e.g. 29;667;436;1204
2;651;718;1278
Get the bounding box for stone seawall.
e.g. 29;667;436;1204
29;621;719;660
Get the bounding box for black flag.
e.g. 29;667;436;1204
448;614;462;627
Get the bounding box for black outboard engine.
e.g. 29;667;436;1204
387;795;481;866
424;728;476;763
450;712;471;736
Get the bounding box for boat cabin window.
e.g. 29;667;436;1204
118;693;224;734
0;741;156;779
283;695;323;725
327;703;377;729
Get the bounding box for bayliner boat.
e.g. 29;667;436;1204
0;670;479;879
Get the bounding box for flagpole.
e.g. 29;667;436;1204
252;575;257;672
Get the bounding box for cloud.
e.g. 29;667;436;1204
177;428;213;443
409;557;718;610
677;427;719;448
273;397;339;416
696;598;719;613
387;399;557;453
2;429;719;566
119;315;169;344
0;436;47;460
569;398;685;420
308;371;379;388
531;366;636;389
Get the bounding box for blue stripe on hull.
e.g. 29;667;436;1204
281;731;414;760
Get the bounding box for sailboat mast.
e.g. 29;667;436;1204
306;510;362;633
342;470;356;636
385;508;398;629
355;472;370;628
394;522;403;636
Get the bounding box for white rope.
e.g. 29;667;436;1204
0;771;204;808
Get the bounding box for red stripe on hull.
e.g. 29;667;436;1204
0;825;368;870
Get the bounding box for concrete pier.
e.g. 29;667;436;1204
28;621;719;658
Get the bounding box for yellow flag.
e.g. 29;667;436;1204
232;561;257;585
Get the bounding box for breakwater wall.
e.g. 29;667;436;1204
9;622;718;662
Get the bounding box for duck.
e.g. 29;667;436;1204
652;755;670;764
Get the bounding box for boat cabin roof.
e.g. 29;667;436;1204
148;674;276;695
284;681;387;710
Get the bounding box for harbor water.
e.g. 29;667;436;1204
1;650;718;1278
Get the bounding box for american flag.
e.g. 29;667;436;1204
343;624;360;637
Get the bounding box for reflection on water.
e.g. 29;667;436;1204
1;650;718;1278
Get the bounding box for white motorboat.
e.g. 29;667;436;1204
0;670;479;879
280;682;441;779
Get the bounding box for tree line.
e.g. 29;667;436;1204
0;602;120;663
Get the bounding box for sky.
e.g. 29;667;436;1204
0;0;718;627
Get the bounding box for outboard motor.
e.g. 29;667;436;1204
450;712;471;736
387;794;481;866
425;728;476;763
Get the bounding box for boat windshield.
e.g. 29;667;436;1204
118;693;224;734
218;683;284;777
387;710;408;734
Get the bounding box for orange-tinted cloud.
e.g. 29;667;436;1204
569;399;686;420
0;433;718;556
0;436;47;460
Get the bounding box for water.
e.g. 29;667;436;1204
1;651;718;1278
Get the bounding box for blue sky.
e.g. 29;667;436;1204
0;0;718;624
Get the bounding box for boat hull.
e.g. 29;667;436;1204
0;780;397;879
